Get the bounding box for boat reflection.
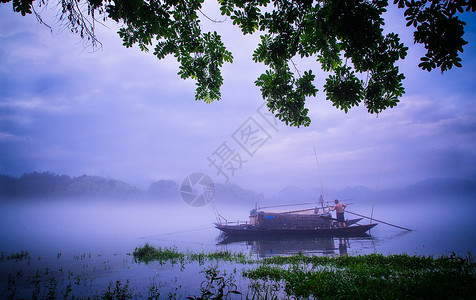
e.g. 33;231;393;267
217;234;373;257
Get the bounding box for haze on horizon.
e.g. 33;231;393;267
1;4;476;196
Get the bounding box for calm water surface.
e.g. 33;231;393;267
1;199;475;297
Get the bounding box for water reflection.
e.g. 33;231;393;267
217;234;374;258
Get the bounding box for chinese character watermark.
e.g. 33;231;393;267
206;103;280;182
207;141;248;182
232;117;271;157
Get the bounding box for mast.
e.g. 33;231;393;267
370;168;380;225
314;146;325;208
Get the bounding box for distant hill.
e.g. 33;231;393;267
0;172;263;204
147;179;179;199
260;178;476;207
262;186;320;207
213;182;264;205
0;172;142;200
1;172;474;205
260;185;375;208
380;178;476;203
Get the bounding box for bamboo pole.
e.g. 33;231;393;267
314;146;325;203
281;207;320;214
370;168;380;224
258;202;321;210
346;210;413;231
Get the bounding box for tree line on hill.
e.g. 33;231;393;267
0;172;263;204
1;172;474;205
0;172;173;200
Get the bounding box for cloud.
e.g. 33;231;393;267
0;4;475;195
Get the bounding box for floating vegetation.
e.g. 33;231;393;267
133;243;185;265
188;249;250;265
243;252;476;299
0;250;30;262
2;245;475;299
133;243;251;265
133;244;476;299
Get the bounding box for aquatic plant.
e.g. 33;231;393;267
101;280;133;300
147;281;161;300
245;279;288;300
2;246;475;299
0;250;30;262
187;266;241;300
5;274;17;300
62;280;73;299
45;276;58;299
133;243;251;265
188;250;251;265
243;252;476;299
133;243;185;265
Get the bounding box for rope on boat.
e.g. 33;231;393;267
138;223;216;239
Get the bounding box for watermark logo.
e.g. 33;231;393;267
180;172;215;207
206;103;279;182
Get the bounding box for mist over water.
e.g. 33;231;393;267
1;194;475;297
1;195;475;256
0;200;218;255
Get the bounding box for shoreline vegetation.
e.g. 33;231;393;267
132;243;476;299
3;245;475;299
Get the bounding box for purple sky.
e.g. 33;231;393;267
0;3;475;195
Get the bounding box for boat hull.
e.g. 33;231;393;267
215;223;377;238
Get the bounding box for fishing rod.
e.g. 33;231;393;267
138;223;216;239
345;210;412;231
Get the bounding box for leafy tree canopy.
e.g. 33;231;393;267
2;0;474;126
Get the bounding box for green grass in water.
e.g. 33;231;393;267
245;252;476;299
133;244;476;299
133;243;250;265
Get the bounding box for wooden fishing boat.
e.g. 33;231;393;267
216;222;376;237
215;206;377;238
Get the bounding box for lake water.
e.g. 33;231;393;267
1;199;475;297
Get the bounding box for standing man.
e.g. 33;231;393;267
330;199;347;228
